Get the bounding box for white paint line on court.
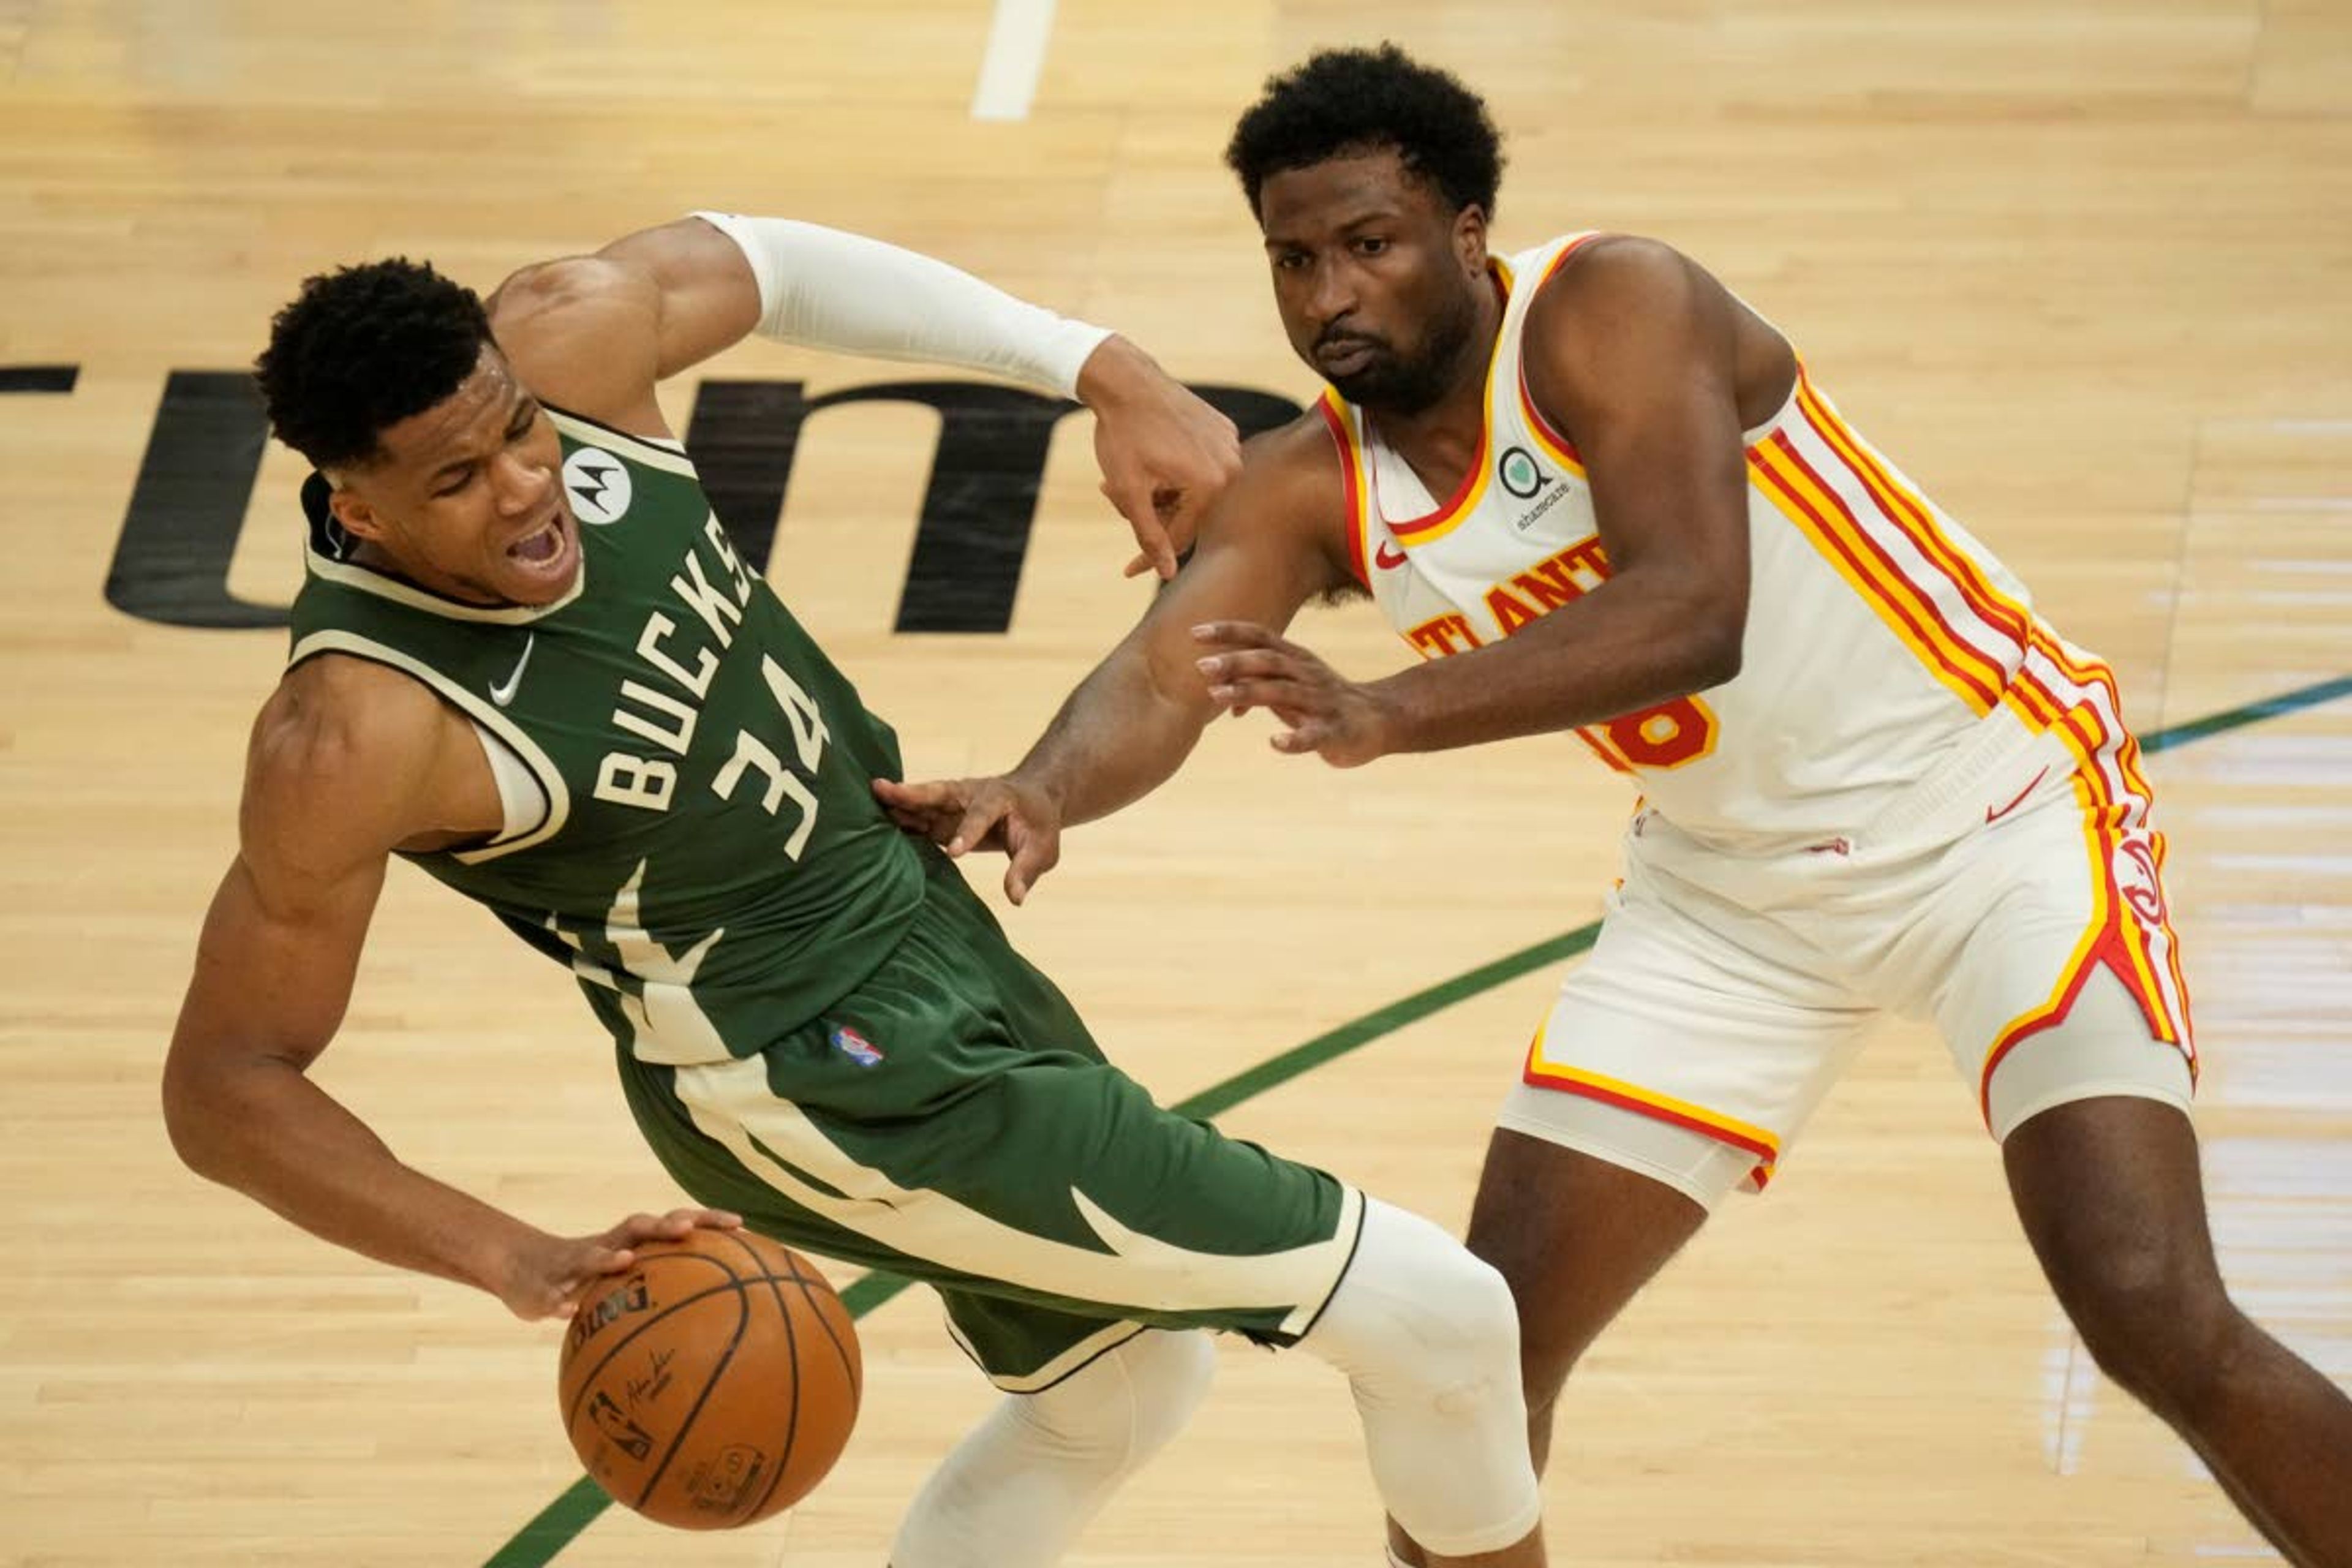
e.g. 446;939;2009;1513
971;0;1057;121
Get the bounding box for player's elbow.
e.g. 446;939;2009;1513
487;255;626;337
1683;622;1743;690
160;1042;257;1183
1630;560;1744;693
161;1054;225;1178
1670;598;1745;692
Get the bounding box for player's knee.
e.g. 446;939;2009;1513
2055;1238;2238;1412
1418;1247;1522;1411
1022;1327;1216;1464
1313;1203;1520;1401
1302;1199;1540;1557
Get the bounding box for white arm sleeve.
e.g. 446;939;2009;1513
692;211;1113;399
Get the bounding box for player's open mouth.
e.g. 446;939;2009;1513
507;516;565;565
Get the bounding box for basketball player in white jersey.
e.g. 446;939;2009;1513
878;44;2352;1567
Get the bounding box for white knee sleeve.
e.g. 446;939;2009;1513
1300;1198;1543;1559
891;1328;1216;1568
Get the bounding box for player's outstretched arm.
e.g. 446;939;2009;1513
488;214;1240;577
874;419;1351;900
160;662;736;1319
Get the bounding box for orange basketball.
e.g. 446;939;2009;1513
556;1227;862;1530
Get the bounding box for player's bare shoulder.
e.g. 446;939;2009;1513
244;656;500;874
1525;233;1794;431
1527;235;1732;351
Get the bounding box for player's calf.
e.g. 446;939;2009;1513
2008;1094;2352;1568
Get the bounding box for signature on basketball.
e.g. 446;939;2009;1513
626;1348;677;1410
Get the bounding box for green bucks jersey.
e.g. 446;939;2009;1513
286;407;927;1064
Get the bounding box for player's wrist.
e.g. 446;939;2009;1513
1070;334;1162;414
1357;676;1416;761
1005;764;1071;823
467;1212;561;1306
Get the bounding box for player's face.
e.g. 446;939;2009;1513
326;345;579;606
1257;149;1490;414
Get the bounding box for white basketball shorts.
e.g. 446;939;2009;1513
1498;723;2196;1209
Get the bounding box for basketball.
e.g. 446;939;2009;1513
556;1227;862;1530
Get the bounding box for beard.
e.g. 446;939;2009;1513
1316;284;1483;415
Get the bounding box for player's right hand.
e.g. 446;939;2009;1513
1074;335;1243;581
492;1207;742;1322
871;774;1063;904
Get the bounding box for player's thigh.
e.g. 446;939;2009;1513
805;1055;1358;1389
1501;858;1875;1205
619;870;1358;1384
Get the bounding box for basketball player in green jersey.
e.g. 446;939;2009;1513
160;211;1549;1567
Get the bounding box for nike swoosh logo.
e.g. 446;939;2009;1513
489;632;536;708
1374;540;1406;570
1986;765;2049;824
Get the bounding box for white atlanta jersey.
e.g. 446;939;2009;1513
1319;233;2154;846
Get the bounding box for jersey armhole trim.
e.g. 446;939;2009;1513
287;629;573;863
544;403;700;477
1512;233;1611;473
1314;390;1371;589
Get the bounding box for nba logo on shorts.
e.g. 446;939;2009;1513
830;1025;884;1067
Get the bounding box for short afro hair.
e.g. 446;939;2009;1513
254;258;494;470
1225;44;1504;221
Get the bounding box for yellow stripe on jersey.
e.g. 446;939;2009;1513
1747;437;2007;715
1515;372;1588;479
1314;389;1374;587
1794;375;2030;659
1378;257;1523;547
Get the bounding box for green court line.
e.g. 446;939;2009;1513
484;670;2350;1568
2141;674;2352;753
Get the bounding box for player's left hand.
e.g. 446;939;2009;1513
1192;621;1398;769
871;773;1065;904
1075;336;1242;581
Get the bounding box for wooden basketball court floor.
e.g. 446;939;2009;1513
2;2;2347;1564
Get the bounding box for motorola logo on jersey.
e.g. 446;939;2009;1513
564;447;632;525
1498;446;1550;500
